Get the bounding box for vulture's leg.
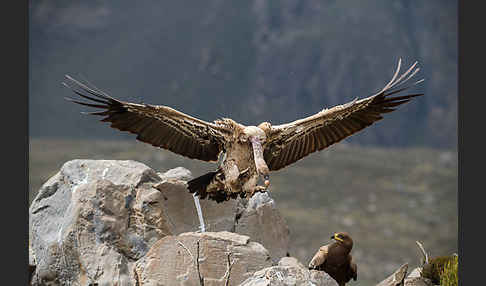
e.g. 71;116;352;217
192;193;206;232
250;137;271;190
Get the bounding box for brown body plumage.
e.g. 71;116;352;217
65;59;423;202
309;232;357;286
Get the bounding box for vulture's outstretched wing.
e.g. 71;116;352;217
264;59;423;171
64;75;229;162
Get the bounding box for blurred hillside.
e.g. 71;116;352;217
29;138;457;286
29;0;456;148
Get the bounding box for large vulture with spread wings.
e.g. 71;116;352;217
65;59;423;202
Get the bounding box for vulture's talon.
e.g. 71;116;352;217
255;185;267;192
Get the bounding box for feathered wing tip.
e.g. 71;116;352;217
369;59;424;111
379;58;424;97
62;75;121;115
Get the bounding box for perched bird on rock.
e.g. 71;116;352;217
309;232;357;286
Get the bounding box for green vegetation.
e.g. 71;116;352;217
440;255;458;286
422;255;458;285
29;138;457;286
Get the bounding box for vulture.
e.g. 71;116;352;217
308;232;357;286
64;58;423;204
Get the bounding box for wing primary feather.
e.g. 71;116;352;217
77;74;115;99
65;75;116;101
381;108;397;113
391;65;420;89
350;114;372;126
382;85;415;97
81;111;111;116
390;61;418;88
380;93;423;103
70;88;112;105
381;99;411;108
64;97;108;109
379;58;402;93
63;82;112;105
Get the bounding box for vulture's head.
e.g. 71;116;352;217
257;122;272;137
241;125;267;143
331;232;354;250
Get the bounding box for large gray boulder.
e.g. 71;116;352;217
240;256;338;286
29;160;164;285
134;231;273;285
29;159;291;285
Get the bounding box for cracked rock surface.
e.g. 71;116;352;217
375;264;436;286
235;192;290;263
134;231;273;285
29;160;162;285
29;160;290;285
240;256;338;286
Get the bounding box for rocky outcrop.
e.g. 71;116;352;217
31;159;444;286
375;263;435;286
29;160;290;285
240;257;338;286
151;175;240;234
134;231;272;285
29;160;164;285
235;192;290;263
376;263;409;286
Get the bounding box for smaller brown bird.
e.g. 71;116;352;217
308;232;357;286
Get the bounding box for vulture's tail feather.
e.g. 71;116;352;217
187;171;218;197
187;171;241;203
